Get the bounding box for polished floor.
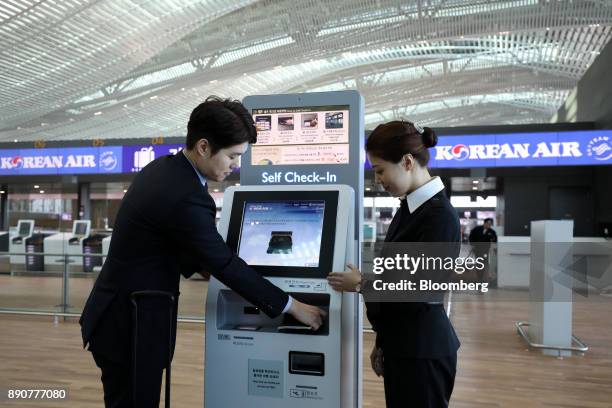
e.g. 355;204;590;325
1;274;612;407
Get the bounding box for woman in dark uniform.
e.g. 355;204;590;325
328;121;460;408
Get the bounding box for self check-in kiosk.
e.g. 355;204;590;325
205;185;360;407
82;232;110;272
44;220;91;272
9;220;35;271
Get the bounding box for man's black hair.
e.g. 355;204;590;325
484;218;494;224
186;96;257;154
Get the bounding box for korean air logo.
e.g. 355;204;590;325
451;144;470;161
11;156;24;169
99;151;118;171
587;136;612;161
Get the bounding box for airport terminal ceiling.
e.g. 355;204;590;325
1;0;612;143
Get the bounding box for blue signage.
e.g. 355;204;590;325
122;144;183;173
364;130;612;169
428;130;612;168
0;146;123;175
1;130;610;176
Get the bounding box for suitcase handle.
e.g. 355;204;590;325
130;290;175;408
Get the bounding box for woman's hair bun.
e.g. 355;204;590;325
421;127;437;148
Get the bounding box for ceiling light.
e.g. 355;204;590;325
235;183;240;186
34;185;39;189
472;180;479;184
0;191;5;194
123;189;127;193
39;190;45;194
14;139;18;143
213;189;219;192
472;186;478;190
366;187;371;191
94;111;103;116
149;95;158;100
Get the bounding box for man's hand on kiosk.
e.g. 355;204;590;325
327;263;362;292
288;299;327;331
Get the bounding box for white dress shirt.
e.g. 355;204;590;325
405;176;445;213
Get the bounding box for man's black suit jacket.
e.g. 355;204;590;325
366;191;461;358
80;152;288;364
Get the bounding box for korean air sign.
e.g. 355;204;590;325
0;147;123;175
1;130;610;176
428;130;612;168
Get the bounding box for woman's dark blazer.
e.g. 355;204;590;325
366;190;461;358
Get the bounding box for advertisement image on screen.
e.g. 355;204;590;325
325;112;343;129
251;106;349;165
278;115;294;131
255;115;272;132
238;201;325;267
301;113;318;129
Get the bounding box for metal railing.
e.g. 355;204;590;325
0;251;378;331
514;321;588;355
1;250;105;315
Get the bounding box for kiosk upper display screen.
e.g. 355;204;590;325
74;222;88;236
18;222;32;236
238;201;325;267
227;190;338;278
251;105;349;166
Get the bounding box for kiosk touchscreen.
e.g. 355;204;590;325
205;185;360;408
9;220;34;269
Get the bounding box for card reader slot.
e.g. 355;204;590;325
279;292;329;335
216;290;330;335
289;351;325;376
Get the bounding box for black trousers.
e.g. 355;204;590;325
92;351;163;408
383;353;457;408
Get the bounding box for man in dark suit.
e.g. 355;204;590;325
80;96;325;407
469;218;498;282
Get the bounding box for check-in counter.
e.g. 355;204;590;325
497;236;612;290
83;234;109;272
10;220;35;271
363;221;376;243
572;237;612;293
43;221;93;273
25;233;53;272
43;233;73;272
497;236;531;288
90;235;113;273
0;231;9;273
